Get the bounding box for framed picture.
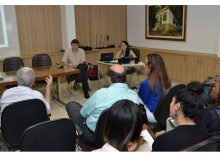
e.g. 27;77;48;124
145;5;187;41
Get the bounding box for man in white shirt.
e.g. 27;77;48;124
0;67;53;116
62;39;90;99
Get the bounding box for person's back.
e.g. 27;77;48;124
152;81;208;151
81;83;138;132
153;121;208;151
66;64;139;145
0;67;52;116
81;64;139;131
93;99;151;152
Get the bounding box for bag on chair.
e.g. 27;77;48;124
87;63;100;80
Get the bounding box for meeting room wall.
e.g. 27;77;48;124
127;5;220;56
2;5;220;59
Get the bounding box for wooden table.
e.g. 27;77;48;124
0;66;80;105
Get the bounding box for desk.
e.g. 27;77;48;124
0;66;80;105
97;61;146;88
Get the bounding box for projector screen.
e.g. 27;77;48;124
0;5;8;48
0;5;20;58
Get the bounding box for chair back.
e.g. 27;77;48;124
181;139;217;151
130;48;140;62
154;84;185;125
3;57;24;72
94;108;109;148
21;118;76;151
32;54;52;68
1;99;48;147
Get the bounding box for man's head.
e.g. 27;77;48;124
71;39;80;51
107;64;126;83
17;67;35;87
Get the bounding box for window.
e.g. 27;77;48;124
163;13;167;21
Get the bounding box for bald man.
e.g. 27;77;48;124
66;64;139;144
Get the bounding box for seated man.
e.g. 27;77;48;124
0;67;53;117
66;64;139;144
62;39;90;99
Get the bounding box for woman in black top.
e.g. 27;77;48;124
152;81;208;151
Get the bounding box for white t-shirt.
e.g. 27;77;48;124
0;85;50;114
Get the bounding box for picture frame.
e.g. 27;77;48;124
145;5;187;41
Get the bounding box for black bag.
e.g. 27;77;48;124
138;103;148;124
87;63;100;80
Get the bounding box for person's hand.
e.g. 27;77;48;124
142;124;156;140
70;63;78;68
142;124;149;130
45;75;53;87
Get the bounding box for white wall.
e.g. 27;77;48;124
127;5;220;55
60;5;76;51
2;5;220;58
0;5;20;58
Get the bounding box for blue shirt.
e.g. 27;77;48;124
138;80;162;114
80;83;139;132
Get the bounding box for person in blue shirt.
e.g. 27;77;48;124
138;53;171;123
66;64;139;145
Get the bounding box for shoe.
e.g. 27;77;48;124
84;92;90;99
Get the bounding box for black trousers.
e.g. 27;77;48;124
75;63;89;93
66;101;95;144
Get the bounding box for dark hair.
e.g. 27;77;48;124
121;41;130;57
147;53;171;93
104;99;143;151
174;81;204;121
71;39;80;45
107;68;126;83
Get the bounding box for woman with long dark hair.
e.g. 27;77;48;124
138;53;171;123
115;41;136;59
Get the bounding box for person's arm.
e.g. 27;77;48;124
61;51;75;67
138;81;150;105
44;75;53;105
130;50;137;58
80;91;98;118
115;50;122;59
140;124;155;151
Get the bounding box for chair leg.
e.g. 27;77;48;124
67;80;75;94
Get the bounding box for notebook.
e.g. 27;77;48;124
100;53;114;62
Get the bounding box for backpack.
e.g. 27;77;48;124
87;63;100;80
